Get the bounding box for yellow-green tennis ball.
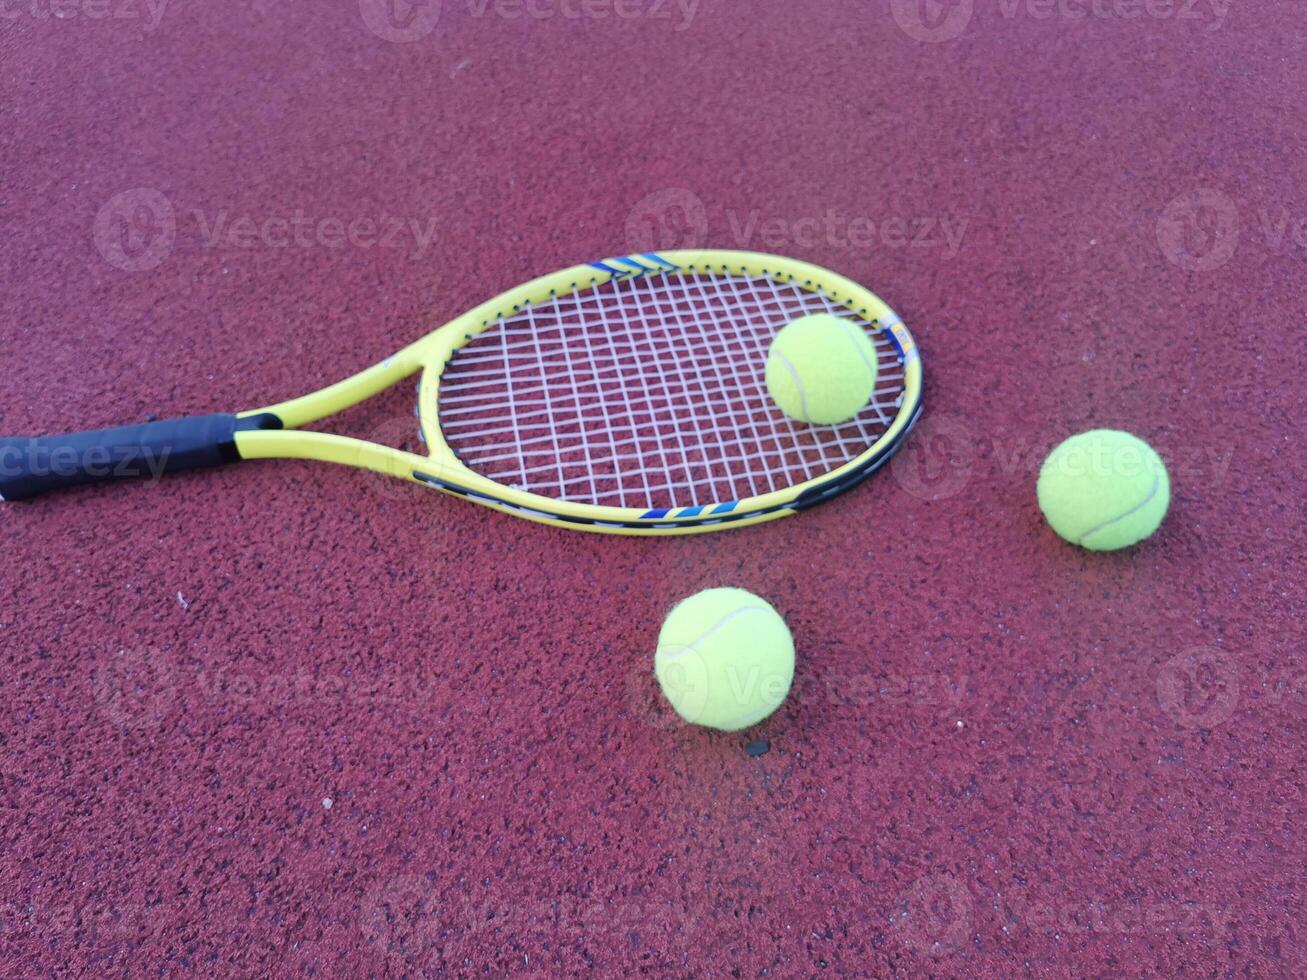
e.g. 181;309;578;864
654;588;794;732
1037;429;1171;551
765;313;878;425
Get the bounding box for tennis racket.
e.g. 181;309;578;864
0;250;922;535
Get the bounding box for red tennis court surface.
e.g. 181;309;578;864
1;1;1301;976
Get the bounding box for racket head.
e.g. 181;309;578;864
411;250;922;534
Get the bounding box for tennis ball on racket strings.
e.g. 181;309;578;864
765;313;879;425
654;588;794;731
1037;429;1170;551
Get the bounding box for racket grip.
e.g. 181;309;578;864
0;413;243;501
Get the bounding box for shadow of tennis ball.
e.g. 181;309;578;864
889;414;975;501
358;0;441;43
624;659;685;732
93;188;176;273
625;187;708;253
91;647;176;730
1156;187;1239;272
889;0;974;43
360;873;442;964
1157;647;1239;730
894;873;974;958
652;649;713;725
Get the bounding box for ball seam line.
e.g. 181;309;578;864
655;606;776;662
721;696;787;731
769;351;812;423
836;319;877;384
1074;469;1162;545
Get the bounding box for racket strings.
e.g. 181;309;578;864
435;271;905;510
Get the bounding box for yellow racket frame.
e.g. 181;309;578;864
234;250;923;535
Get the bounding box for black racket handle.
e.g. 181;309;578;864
0;414;244;501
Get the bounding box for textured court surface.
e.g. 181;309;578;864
1;1;1303;976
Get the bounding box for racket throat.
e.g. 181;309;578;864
234;412;284;433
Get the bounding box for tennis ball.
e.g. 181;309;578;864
1037;429;1170;551
765;313;878;425
654;588;794;731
